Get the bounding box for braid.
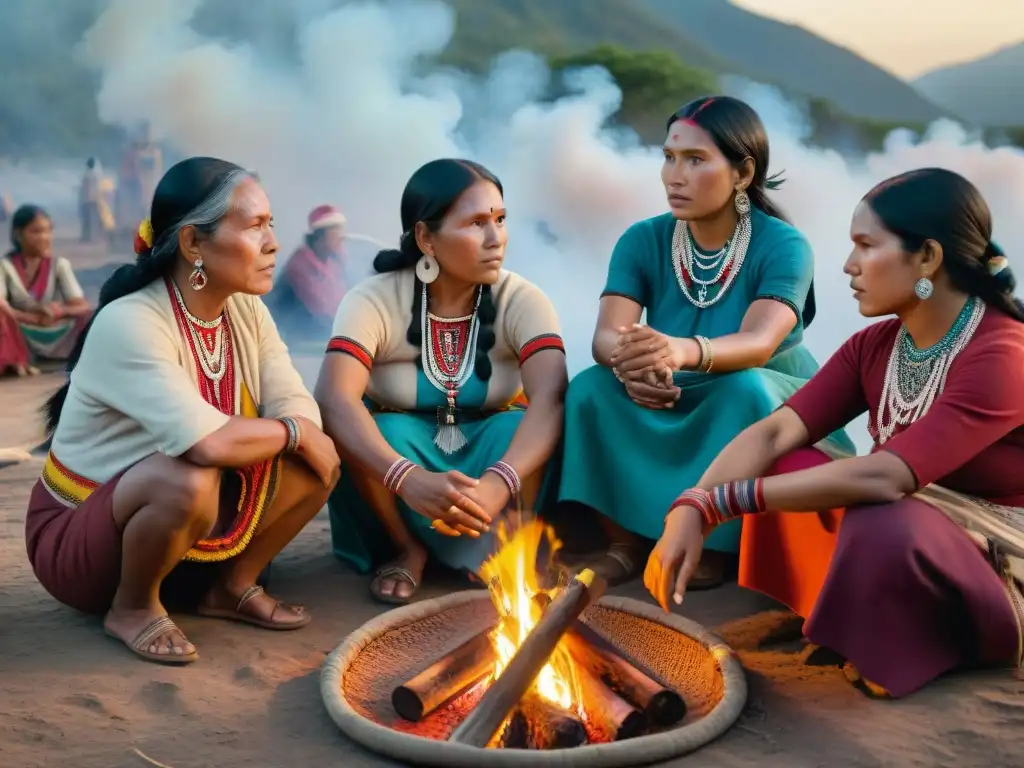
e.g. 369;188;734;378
473;284;496;381
407;275;424;363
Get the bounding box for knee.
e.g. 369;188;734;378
162;461;222;534
834;501;919;580
285;455;335;507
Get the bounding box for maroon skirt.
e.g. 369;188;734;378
25;474;237;616
740;448;1020;697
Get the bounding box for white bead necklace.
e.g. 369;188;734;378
171;280;227;383
671;213;752;308
875;297;984;444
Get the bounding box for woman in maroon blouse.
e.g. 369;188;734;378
645;167;1024;698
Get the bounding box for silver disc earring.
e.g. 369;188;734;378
914;277;934;300
734;189;751;216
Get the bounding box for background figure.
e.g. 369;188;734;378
117;122;163;237
267;204;351;345
0;204;92;361
79;157;116;244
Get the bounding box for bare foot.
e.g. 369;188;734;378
104;606;196;660
372;543;427;602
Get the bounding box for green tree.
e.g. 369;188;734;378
550;44;718;142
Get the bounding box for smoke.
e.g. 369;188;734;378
76;0;1024;449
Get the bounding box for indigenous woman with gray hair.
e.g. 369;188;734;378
316;158;567;604
26;157;340;666
648;168;1024;698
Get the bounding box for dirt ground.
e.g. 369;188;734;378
1;241;1021;768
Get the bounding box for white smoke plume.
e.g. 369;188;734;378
77;0;1024;449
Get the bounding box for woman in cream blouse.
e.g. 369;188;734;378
27;157;340;666
316;158;568;604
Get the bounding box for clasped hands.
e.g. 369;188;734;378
398;468;511;538
609;323;691;410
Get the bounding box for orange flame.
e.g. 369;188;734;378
479;518;579;711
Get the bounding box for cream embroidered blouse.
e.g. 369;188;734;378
51;279;322;484
328;269;564;411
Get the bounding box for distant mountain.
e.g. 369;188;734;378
914;43;1024;127
643;0;946;125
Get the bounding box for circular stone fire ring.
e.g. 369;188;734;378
321;590;747;766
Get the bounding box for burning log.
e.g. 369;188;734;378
563;623;687;727
448;569;607;748
574;664;647;741
534;591;686;727
521;696;588;748
392;626;497;722
497;697;588;750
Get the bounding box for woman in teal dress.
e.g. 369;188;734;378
315;159;568;604
558;96;854;588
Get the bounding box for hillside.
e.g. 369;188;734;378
643;0;946;124
914;42;1024;127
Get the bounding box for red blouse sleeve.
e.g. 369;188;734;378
881;327;1024;488
784;328;871;444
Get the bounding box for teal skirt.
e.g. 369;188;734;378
557;345;855;552
329;408;547;575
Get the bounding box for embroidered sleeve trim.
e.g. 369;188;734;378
755;294;800;320
599;290;642;304
326;336;373;371
518;333;565;365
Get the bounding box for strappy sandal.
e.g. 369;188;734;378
104;615;198;665
197;585;310;630
590;546;641;587
370;565;420;605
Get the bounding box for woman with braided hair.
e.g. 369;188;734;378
316;158;567;604
26;157;340;665
648;168;1024;698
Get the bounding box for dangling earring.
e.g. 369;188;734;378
914;277;934;300
415;253;439;284
189;258;208;291
734;189;751;216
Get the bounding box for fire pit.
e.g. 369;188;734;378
321;522;747;766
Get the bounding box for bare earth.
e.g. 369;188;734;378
1;243;1021;768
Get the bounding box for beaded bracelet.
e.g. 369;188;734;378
667;478;765;529
384;457;418;494
278;416;301;453
485;460;522;497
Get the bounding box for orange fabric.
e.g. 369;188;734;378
737;447;845;619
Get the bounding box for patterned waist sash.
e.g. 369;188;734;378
915;484;1024;671
41;449;281;564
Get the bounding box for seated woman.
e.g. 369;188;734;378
26;157;340;666
647;168;1024;698
268;204;351;343
559;96;853;587
0;205;93;361
316;158;567;604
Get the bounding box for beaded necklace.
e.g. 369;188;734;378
671;212;752;308
420;283;482;454
876;296;984;444
168;279;236;413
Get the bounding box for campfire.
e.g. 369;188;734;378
390;520;687;750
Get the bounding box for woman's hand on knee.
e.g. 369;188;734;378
294;418;342;488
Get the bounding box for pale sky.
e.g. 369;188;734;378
732;0;1024;79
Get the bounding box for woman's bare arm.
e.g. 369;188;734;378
495;349;568;478
592;295;643;367
314;353;402;479
673;299;799;373
185;417;290;468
